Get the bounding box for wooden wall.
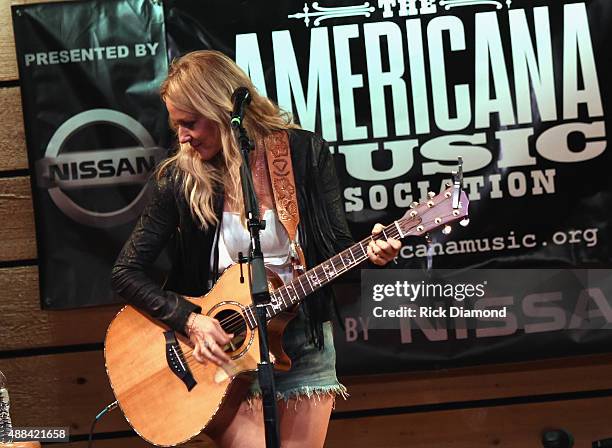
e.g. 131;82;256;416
1;1;612;447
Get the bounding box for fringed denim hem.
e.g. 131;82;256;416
246;382;349;410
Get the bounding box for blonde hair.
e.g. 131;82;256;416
158;50;297;229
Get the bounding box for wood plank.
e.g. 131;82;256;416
0;266;123;350
0;176;36;261
4;350;612;439
0;87;27;171
0;0;19;81
337;352;612;412
327;396;612;448
0;0;74;82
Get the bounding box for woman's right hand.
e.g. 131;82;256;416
186;313;233;365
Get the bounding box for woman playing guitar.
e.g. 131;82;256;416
111;50;400;448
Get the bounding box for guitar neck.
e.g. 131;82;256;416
242;185;469;329
244;217;418;328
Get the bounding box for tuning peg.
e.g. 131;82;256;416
425;233;432;244
445;181;452;187
442;225;452;235
460;218;470;227
427;191;435;199
409;201;419;209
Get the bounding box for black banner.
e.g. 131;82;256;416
163;0;612;372
13;0;168;308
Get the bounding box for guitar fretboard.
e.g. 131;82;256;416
243;215;420;329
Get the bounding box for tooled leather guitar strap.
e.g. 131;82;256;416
263;131;306;276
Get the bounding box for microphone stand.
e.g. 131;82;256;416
232;120;280;448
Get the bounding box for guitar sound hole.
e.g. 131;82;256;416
214;309;247;353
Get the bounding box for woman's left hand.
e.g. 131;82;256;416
367;223;402;266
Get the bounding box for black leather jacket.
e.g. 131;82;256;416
111;129;354;346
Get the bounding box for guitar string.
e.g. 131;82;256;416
173;205;461;367
184;194;466;368
179;211;459;367
202;206;458;335
205;207;459;335
208;223;403;333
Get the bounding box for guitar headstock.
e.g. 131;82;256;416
398;185;470;237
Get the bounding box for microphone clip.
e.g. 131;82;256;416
230;87;251;129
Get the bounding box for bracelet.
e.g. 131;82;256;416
186;313;197;336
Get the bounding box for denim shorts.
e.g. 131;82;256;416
248;307;347;401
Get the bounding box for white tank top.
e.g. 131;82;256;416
217;210;294;283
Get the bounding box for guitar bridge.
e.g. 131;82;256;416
163;331;196;391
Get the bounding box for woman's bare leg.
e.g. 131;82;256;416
213;400;265;448
279;395;334;448
214;395;334;448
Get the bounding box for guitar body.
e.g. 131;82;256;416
104;264;294;447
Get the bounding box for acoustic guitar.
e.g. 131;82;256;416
104;183;469;446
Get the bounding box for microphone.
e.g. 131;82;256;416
230;87;251;128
